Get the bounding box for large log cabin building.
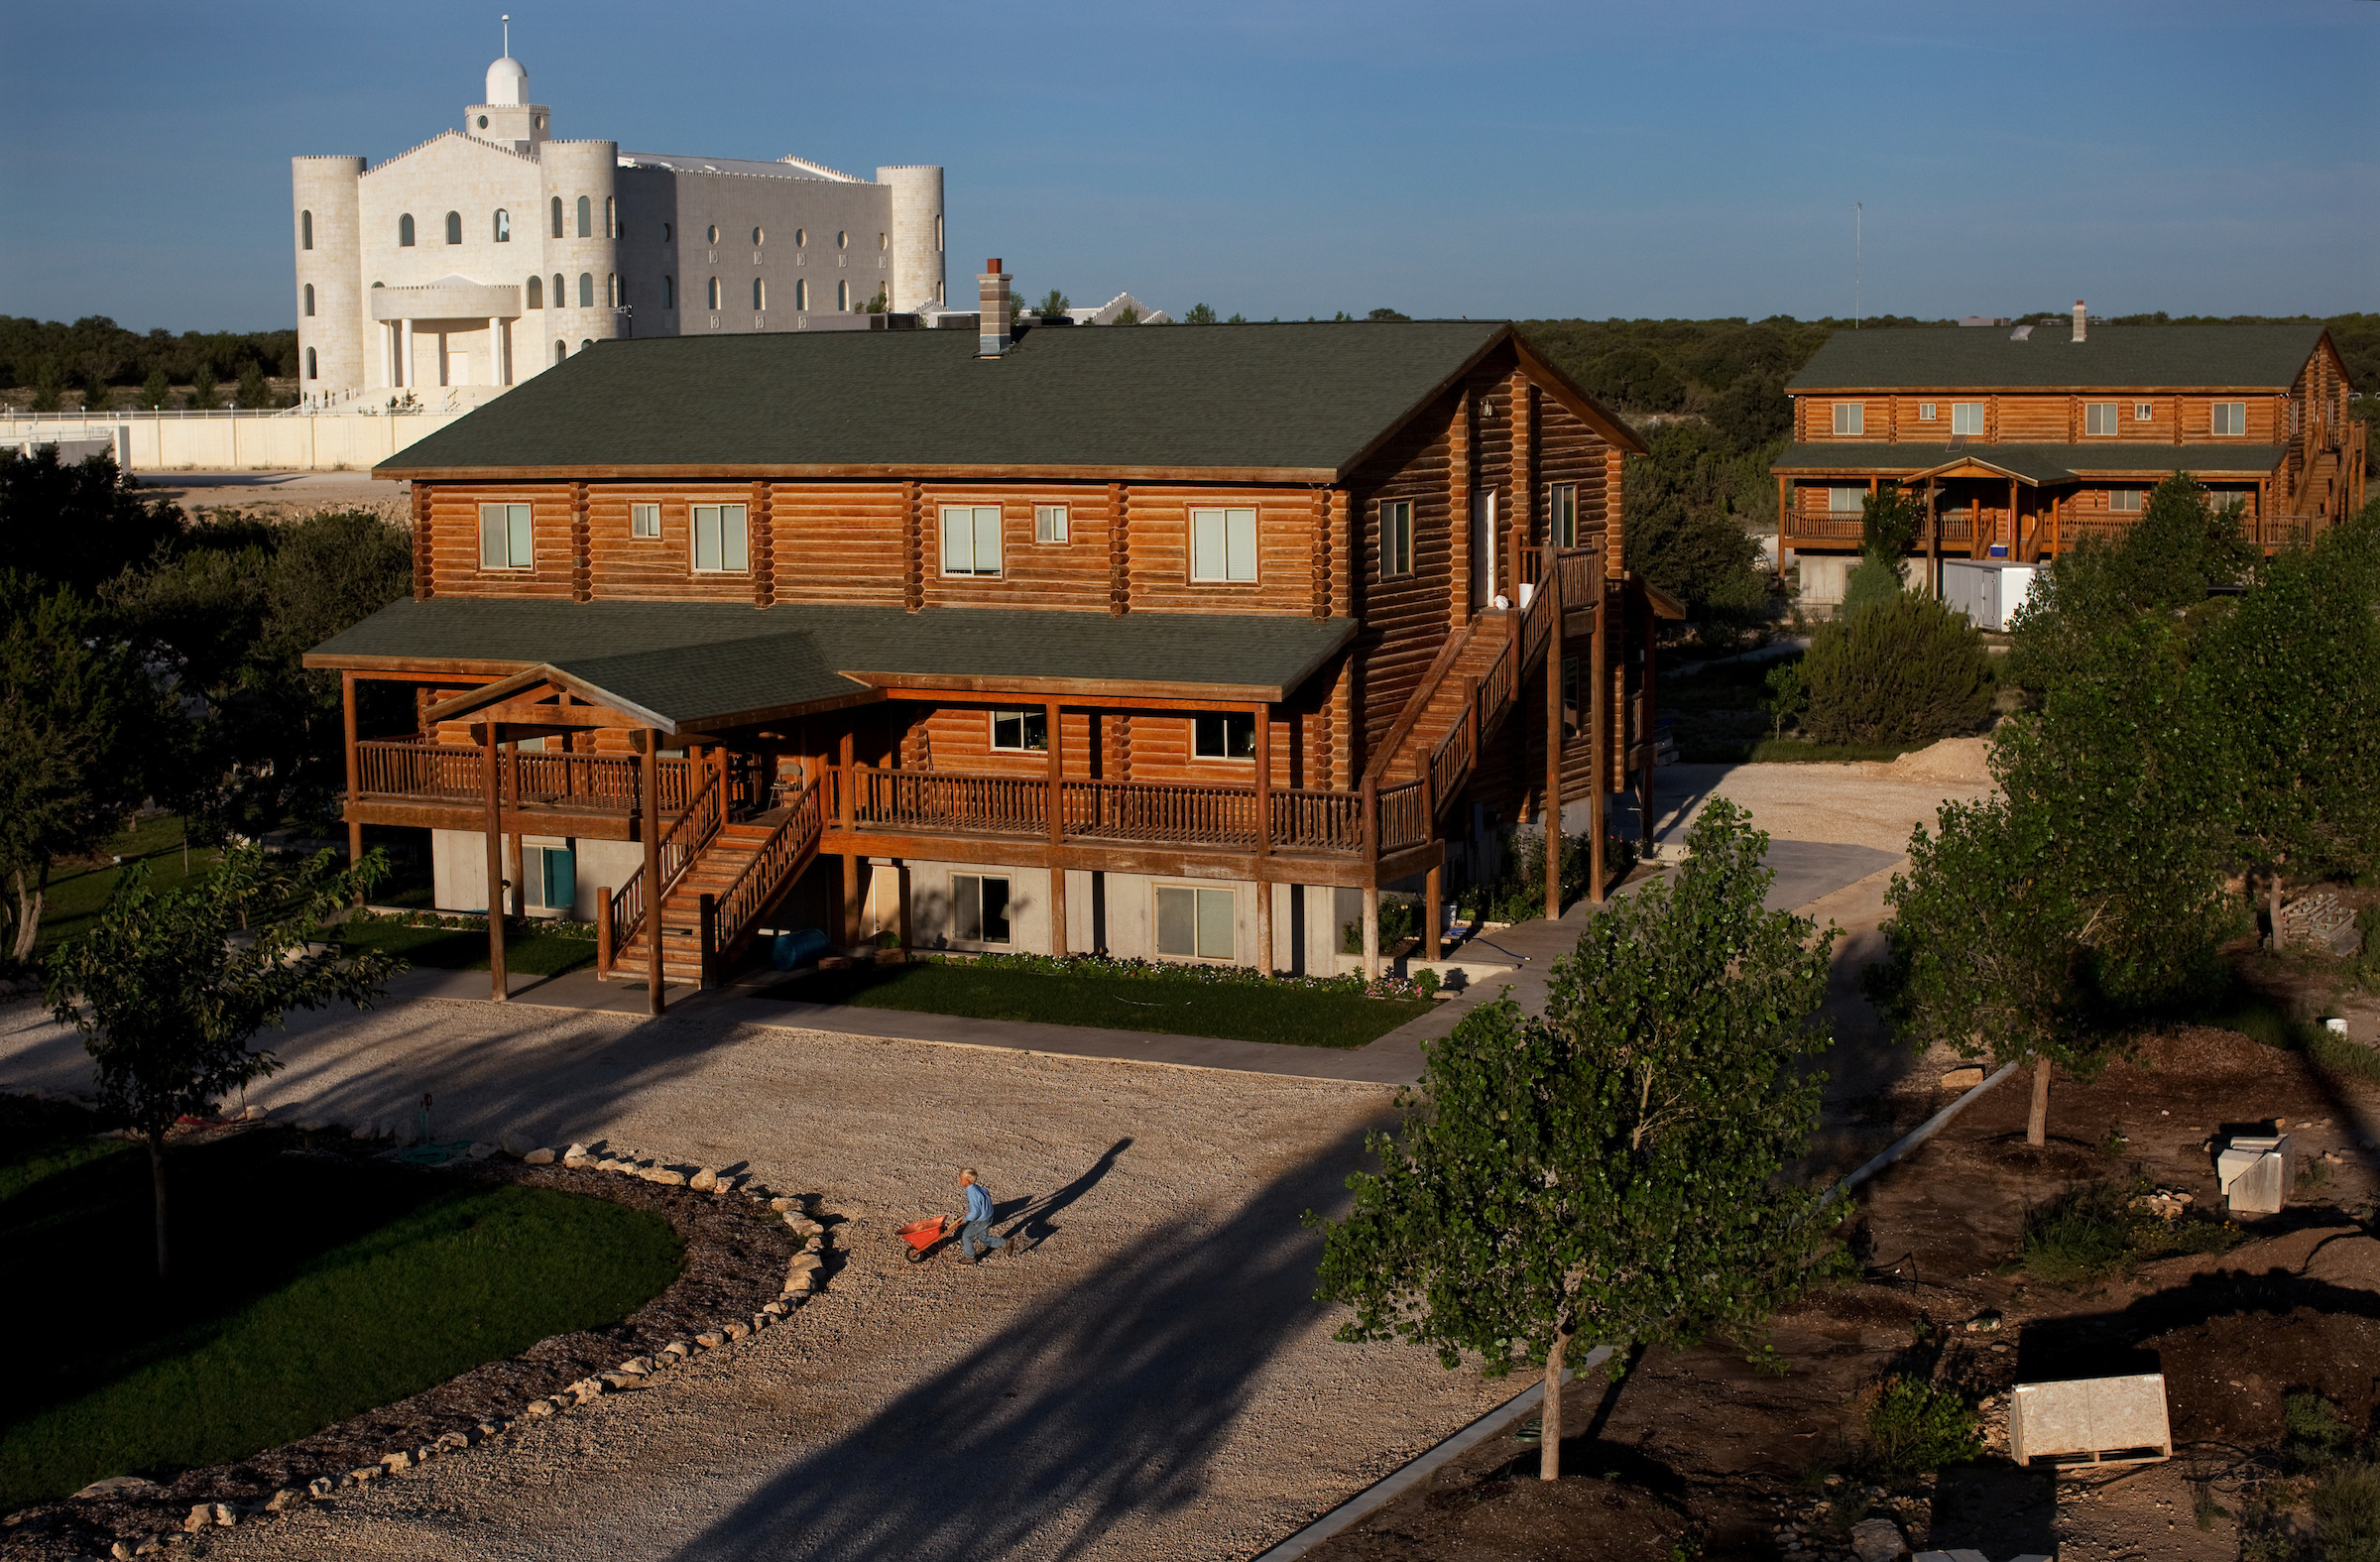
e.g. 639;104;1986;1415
1775;306;2364;610
307;269;1667;1005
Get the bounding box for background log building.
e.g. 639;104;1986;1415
1775;305;2364;611
307;269;1665;1005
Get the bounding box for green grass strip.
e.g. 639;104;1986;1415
0;1119;679;1509
333;918;597;977
764;961;1433;1048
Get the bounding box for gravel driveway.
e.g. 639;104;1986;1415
0;999;1510;1561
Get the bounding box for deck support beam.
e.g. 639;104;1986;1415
1544;565;1563;922
1047;700;1066;957
642;729;662;1016
481;723;507;1002
1590;580;1607;904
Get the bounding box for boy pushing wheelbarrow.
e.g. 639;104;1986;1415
896;1167;1014;1264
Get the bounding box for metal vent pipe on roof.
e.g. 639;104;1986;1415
2072;300;2086;344
979;259;1012;358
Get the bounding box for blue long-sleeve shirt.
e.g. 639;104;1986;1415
964;1182;994;1225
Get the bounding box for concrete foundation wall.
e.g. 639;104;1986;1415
890;861;1342;973
430;827;640;921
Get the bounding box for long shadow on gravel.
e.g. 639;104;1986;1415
677;1122;1381;1562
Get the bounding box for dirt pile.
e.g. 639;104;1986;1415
1873;737;1993;787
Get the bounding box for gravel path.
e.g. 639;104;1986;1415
0;1001;1508;1561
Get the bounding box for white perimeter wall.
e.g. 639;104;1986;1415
0;412;470;472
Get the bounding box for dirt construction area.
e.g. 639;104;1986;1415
8;738;2380;1560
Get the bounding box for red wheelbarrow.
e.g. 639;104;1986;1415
896;1216;951;1263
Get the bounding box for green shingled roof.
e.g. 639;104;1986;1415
306;599;1357;731
1785;324;2327;393
1773;442;2286;482
378;321;1511;477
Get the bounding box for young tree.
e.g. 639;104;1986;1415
1312;800;1837;1479
185;361;216;412
0;574;161;961
1182;302;1219;325
140;367;172;410
1033;289;1070;318
46;847;401;1279
234;362;272;409
1801;593;1994;745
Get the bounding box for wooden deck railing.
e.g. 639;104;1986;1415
844;767;1047;836
1269;787;1367;854
607;765;727;956
355;741;709;814
1064;778;1255;846
714;783;825;965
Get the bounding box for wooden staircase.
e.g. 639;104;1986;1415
1377;616;1518;784
604;781;825;987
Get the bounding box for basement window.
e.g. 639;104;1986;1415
1155;885;1234;961
952;874;1012;945
990;709;1047;753
690;504;749;571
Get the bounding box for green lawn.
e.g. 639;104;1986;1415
30;814;224;960
0;1097;681;1509
761;960;1434;1048
333;917;599;977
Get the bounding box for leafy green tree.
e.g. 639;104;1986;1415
84;373;112;413
1033;289;1070;318
185;361;215;412
30;361;61;413
234;362;272;409
1801;593;1993;744
1114;305;1140;326
1182;302;1219;325
46;847;399;1277
1761;660;1807;739
0;445;185;596
0;574;162;962
2117;473;2254;612
139;367;171;410
1367;307;1410;321
1312;801;1837;1478
2197;502;2380;918
1225;313;1248;324
1622;420;1769;631
1860;487;1924;558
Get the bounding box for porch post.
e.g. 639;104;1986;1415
1590;585;1607;904
342;671;362;873
839;729;859;950
1362;886;1380;984
2007;478;2018;558
1424;864;1442;962
643;730;662;1016
1046;700;1066;957
482;723;507;1002
1639;600;1658;857
1927;479;1942;597
1362;775;1379;982
1544;570;1564;921
1252;701;1271;975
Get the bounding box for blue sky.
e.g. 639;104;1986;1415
2;0;2371;332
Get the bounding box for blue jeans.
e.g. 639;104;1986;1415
958;1218;1007;1261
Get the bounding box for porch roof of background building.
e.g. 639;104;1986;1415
305;599;1358;733
1772;442;2285;483
374;320;1588;479
1785;324;2329;393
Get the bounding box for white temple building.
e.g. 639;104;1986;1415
292;42;945;402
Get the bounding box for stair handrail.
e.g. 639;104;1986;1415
607;762;727;953
712;782;826;964
1362;622;1481;785
1418;559;1570;813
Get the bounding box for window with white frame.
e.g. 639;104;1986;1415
1917;402;1938;421
690;504;749;571
1190;507;1257;582
1034;504;1069;542
1829;485;1866;515
951;874;1012;945
990;709;1047;752
1155;885;1234;961
941;506;1002;575
478;503;533;570
1380;499;1413;578
2107;488;2145;513
1192;712;1255;761
2084;403;2119;435
2212;401;2246;435
2133;402;2153;421
1831;403;1865;435
1548;482;1578;546
1951;403;1985;435
631;502;660;540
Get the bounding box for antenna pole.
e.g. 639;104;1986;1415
1853;202;1862;329
502;13;510;55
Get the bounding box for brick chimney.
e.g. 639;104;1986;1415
978;259;1012;357
2071;300;2086;343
